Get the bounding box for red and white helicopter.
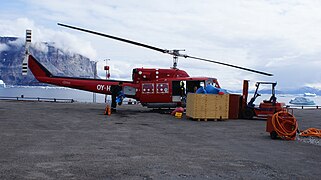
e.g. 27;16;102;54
22;23;272;108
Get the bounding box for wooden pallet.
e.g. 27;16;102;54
186;116;226;122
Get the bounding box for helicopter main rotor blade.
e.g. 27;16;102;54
186;55;273;76
58;23;167;53
58;23;273;76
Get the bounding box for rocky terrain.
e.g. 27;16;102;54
0;37;95;85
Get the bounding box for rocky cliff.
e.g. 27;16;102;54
0;37;95;85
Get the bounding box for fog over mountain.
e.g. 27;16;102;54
0;37;95;85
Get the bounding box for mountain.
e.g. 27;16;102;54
280;86;321;95
231;87;321;95
0;37;96;85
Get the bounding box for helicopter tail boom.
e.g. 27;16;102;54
28;55;136;95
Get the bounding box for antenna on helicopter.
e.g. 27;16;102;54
22;29;32;75
57;23;273;76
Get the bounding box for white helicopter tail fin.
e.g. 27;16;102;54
22;29;32;75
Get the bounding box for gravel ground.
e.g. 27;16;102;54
0;101;320;179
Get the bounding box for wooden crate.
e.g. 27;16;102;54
186;93;240;120
228;94;241;119
186;94;207;119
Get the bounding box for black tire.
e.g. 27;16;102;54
270;131;278;139
243;108;254;119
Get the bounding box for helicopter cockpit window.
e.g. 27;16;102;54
156;83;169;94
186;81;201;93
142;83;154;94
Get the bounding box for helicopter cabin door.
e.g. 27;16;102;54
172;80;205;102
172;81;185;102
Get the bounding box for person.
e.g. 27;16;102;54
193;86;198;93
179;81;186;102
110;82;123;112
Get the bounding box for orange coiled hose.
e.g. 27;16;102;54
299;128;321;138
272;111;298;140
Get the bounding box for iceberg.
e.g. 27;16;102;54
289;97;315;105
304;92;316;97
0;80;6;88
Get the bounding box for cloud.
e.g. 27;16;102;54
305;83;321;89
7;38;25;46
1;0;321;89
32;42;49;54
0;18;97;59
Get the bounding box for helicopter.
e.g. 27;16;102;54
22;23;273;108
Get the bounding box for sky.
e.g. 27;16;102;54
0;0;321;90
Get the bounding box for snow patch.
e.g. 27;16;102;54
0;43;9;52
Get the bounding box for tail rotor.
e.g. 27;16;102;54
22;29;32;75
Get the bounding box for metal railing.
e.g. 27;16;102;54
286;105;319;109
0;96;74;103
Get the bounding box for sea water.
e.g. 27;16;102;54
0;86;108;103
0;86;321;106
248;93;321;107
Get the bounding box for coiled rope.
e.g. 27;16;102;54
299;128;321;138
272;111;298;140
